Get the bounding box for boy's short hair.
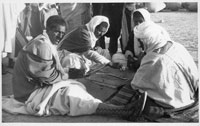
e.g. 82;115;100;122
46;15;66;30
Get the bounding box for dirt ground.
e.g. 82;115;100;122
1;10;199;123
151;10;198;64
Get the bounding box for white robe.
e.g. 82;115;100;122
2;80;102;116
131;42;198;108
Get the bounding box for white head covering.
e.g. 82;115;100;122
134;21;171;53
133;8;151;56
86;15;110;48
133;8;151;22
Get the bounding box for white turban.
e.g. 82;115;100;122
133;8;151;22
134;21;171;53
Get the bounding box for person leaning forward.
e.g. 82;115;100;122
108;21;199;121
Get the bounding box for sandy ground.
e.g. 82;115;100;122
151;10;198;64
1;10;198;123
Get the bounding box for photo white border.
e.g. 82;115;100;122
0;0;199;126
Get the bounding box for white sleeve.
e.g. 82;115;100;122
83;50;110;64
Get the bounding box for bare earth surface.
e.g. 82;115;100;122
151;11;198;63
1;11;198;123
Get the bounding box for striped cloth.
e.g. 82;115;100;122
107;82;137;105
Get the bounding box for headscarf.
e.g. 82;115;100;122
133;8;151;56
133;8;151;22
86;15;110;48
134;21;171;53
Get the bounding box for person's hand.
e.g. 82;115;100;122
63;67;69;73
127;55;141;71
120;65;127;71
62;73;69;80
94;46;103;54
108;62;127;71
56;63;66;75
125;50;133;58
137;51;146;61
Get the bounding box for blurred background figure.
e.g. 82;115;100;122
15;3;43;58
120;3;136;53
144;2;166;12
110;3;137;69
18;3;43;39
39;3;59;30
181;2;197;12
1;3;25;71
59;3;92;34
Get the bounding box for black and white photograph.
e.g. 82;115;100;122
1;0;199;125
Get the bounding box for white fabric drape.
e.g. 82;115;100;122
3;80;102;116
0;3;25;57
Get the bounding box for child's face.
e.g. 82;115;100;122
133;16;145;26
94;22;108;39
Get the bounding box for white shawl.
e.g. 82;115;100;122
86;15;110;48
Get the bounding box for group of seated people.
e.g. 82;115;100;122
8;7;198;121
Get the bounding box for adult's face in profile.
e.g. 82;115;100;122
94;22;108;39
